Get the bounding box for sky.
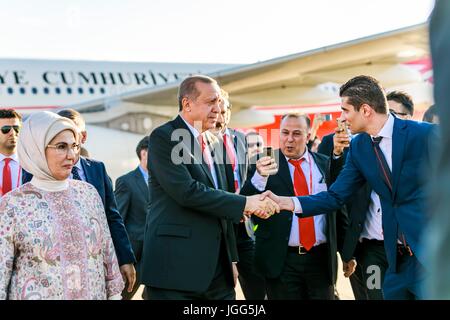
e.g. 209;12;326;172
0;0;435;64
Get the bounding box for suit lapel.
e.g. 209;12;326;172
311;152;327;182
276;151;295;195
230;129;247;181
361;134;392;199
80;157;93;184
391;118;407;199
133;167;149;199
173;116;215;187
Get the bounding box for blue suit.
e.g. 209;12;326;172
297;117;437;299
23;157;136;266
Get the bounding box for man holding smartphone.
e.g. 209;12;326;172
240;113;348;300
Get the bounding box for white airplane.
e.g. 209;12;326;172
0;23;432;181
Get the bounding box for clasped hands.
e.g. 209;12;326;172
244;191;295;219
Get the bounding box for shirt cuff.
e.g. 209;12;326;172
251;171;269;191
292;197;303;213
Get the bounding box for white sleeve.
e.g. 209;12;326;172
292;197;303;213
250;170;269;191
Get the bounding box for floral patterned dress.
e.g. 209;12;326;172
0;180;124;300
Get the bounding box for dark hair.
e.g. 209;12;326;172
57;109;85;129
178;75;218;111
422;105;438;123
0;109;22;121
339;75;388;114
280;113;311;129
386;91;414;116
136;136;149;160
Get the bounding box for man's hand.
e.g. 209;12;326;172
343;259;357;278
256;156;278;176
259;190;295;212
244;194;280;219
232;262;239;286
120;263;136;293
333;127;350;156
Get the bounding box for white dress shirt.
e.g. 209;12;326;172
293;113;395;219
0;153;21;195
180;115;218;189
251;149;328;247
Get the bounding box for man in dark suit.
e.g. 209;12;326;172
141;75;279;300
115;136;150;299
22;109;137;295
210;89;266;300
263;75;437;300
319;130;388;300
240;113;347;300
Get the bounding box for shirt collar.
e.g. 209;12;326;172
180;115;201;140
285;148;311;164
0;153;19;163
138;164;148;177
372;113;394;140
75;158;83;170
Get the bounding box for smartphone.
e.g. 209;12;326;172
263;146;274;159
337;119;346;132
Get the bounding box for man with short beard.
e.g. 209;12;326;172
0;109;22;197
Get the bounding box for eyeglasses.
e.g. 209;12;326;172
389;109;409;117
1;125;20;135
46;142;81;155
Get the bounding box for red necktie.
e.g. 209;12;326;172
289;158;316;251
223;134;239;192
2;158;12;195
198;134;211;169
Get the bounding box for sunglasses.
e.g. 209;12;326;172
389;109;408;117
1;125;20;134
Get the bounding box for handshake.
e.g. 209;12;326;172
243;191;295;219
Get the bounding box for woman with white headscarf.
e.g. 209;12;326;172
0;111;124;300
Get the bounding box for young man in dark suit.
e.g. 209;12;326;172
319;130;388;300
23;109;137;295
115;136;150;299
141;75;279;300
263;75;438;300
240;113;347;300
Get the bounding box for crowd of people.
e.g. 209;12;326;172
0;69;441;300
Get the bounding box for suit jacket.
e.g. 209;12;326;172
224;129;254;244
141;115;246;292
115;167;149;241
22;157;136;266
318;133;372;262
298;118;437;273
228;128;249;185
240;149;346;284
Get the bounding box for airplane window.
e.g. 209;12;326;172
20;87;26;94
100;87;106;94
78;87;84;94
7;87;14;94
89;87;95;94
31;87;38;94
43;87;50;94
67;87;73;94
55;87;61;94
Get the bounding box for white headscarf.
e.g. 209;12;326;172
18;111;79;186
